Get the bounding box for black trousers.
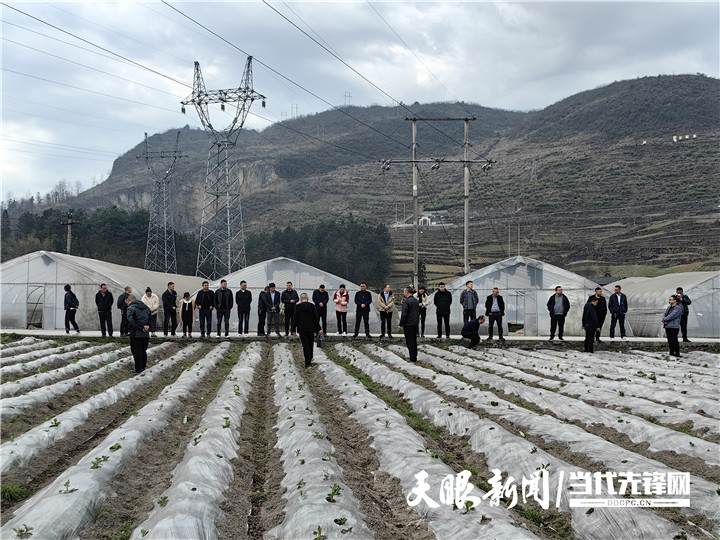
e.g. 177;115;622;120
665;328;680;356
404;325;418;362
418;308;427;336
120;311;129;336
317;308;328;334
284;304;296;334
336;311;347;334
463;309;476;325
65;309;79;332
354;311;370;337
462;332;480;349
436;313;450;338
380;311;393;337
680;314;689;340
488;313;503;339
609;312;626;338
595;316;606;341
216;309;230;336
550;315;565;338
130;336;149;371
584;328;595;353
199;309;211;336
182;313;193;335
299;332;315;367
238;309;250;334
98;311;113;336
163;309;177;335
267;311;280;335
257;310;267;335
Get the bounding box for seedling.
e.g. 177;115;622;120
59;480;78;494
11;524;33;538
90;455;110;469
618;390;624;397
490;401;499;406
285;386;292;393
307;419;315;427
689;441;695;447
312;525;326;539
295;449;301;456
313;431;325;439
222;417;231;429
297;479;306;489
322;450;332;462
326;483;342;502
141;530;149;537
109;443;122;451
158;496;168;507
298;382;306;390
385;420;391;428
49;418;60;428
334;517;347;525
299;459;306;465
323;468;331;481
530;446;538;454
536;463;550;470
463;500;476;514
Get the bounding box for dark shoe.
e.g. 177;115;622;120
365;334;371;338
548;337;554;341
486;337;493;342
353;334;358;339
380;334;385;338
596;338;602;343
682;339;691;343
66;329;70;334
387;334;393;339
436;336;442;339
559;337;564;341
500;338;506;342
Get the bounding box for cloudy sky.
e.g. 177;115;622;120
1;1;718;201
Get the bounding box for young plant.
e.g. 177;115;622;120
313;431;325;439
222;417;231;429
334;517;348;525
157;496;168;507
312;525;326;539
59;480;78;494
11;524;33;538
109;443;122;451
322;450;332;462
326;483;342;503
49;418;60;428
297;479;306;489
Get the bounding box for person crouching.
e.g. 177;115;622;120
461;315;486;349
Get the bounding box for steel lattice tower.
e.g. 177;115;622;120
140;131;186;274
181;56;265;280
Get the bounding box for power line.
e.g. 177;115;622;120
3;135;119;156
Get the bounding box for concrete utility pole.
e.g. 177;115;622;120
60;211;78;255
463;119;470;274
411;119;419;290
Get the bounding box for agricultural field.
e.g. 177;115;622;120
1;335;718;539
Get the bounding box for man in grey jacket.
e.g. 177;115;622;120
459;281;479;325
399;287;419;363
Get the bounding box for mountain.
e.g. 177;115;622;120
53;74;720;278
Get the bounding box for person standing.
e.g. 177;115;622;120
125;294;151;373
434;282;453;339
582;297;600;353
311;284;329;335
195;281;214;338
333;284;349;335
294;293;322;368
588;287;607;342
281;282;299;336
63;284;80;334
676;287;692;342
459;281;479;325
142;287;160;337
235;280;252;337
214;279;233;338
662;295;683;357
162;282;178;337
461;315;486;349
117;285;132;337
547;286;570;341
399;287;420;362
484;287;505;342
353;282;373;338
414;286;431;338
95;283;114;338
265;282;282;336
608;285;628;341
257;286;269;337
378;284;395;339
180;292;195;337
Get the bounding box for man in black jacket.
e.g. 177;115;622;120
399;287;420;363
352;282;373;338
295;293;322;368
195;281;215;338
484;287;505;342
461;315;486;349
676;287;692;342
281;282;299;336
312;284;329;335
608;285;628;340
64;284;80;334
264;283;282;336
235;280;252;337
459;281;479;325
95;283;114;337
582;297;600;353
587;287;607;342
434;283;453;339
126;294;151;373
117;285;132;336
257;286;269;337
214;279;233;338
547;286;570;341
162;282;178;337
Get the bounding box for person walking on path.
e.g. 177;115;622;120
281;282;300;336
265;283;282;337
236;280;252;337
676;287;692;342
162;282;178;337
582;297;600;353
257;286;269;337
180;292;195;337
378;284;395;339
484;287;505;342
547;286;570;341
214;279;233;338
312;284;329;335
125;294;151;373
608;285;628;340
662;295;683;357
399;287;420;363
434;283;453;339
142;287;160;337
95;283;114;338
64;284;80;334
294;293;322;368
414;286;430;338
117;285;132;337
353;282;373;338
333;284;350;335
588;287;607;342
461;315;486;349
459;281;479;325
195;281;214;338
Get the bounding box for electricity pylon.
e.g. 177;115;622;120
140;131;186;274
181;56;265;280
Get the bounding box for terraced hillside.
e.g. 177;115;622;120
1;335;718;539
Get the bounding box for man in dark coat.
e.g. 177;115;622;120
235;280;252;337
352;282;373;338
126;294;151;373
582;297;600;353
434;283;453;339
676;287;692;342
608;285;628;340
459;281;479;325
547;286;570;341
64;284;80;334
294;293;322;368
195;281;215;338
95;283;114;337
399;287;420;363
264;283;282;336
461;315;486;349
257;286;269;337
117;285;132;337
484;287;506;342
281;282;300;336
587;287;607;342
214;279;233;338
312;284;329;335
162;282;178;337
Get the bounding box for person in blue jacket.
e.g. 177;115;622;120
352;282;373;338
662;295;683;358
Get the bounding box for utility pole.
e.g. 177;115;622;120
411;119;419;290
182;56;266;280
463;119;470;274
60;211;78;255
